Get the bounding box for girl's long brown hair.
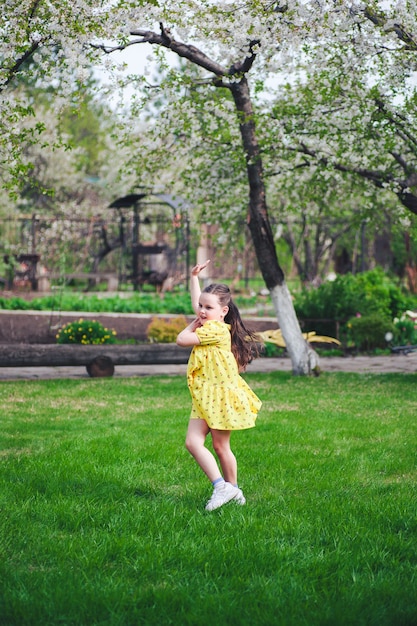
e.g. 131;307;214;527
203;283;259;370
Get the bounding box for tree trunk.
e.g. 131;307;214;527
229;79;318;375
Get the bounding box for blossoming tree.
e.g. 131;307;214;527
91;0;417;373
2;0;416;374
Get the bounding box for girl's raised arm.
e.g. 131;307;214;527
190;260;210;315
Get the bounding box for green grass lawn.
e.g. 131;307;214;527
1;371;416;626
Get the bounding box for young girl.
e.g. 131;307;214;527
176;260;262;511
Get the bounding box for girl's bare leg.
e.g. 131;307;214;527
185;419;222;483
211;429;237;486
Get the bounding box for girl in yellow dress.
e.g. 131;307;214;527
176;260;262;511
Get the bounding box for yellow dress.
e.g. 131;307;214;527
187;320;262;430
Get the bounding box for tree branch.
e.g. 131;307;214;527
390;151;409;171
1;41;40;92
1;1;46;92
91;39;148;54
292;143;417;216
228;39;261;75
375;97;417;155
129;24;227;77
94;23;260;80
363;7;417;51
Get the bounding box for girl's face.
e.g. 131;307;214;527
198;292;228;324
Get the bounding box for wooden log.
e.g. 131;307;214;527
86;356;115;378
0;344;191;368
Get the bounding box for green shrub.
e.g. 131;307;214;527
294;269;417;338
0;296;31;310
346;313;395;352
0;292;196;314
146;316;188;343
393;315;417;345
56;318;117;345
0;290;259;315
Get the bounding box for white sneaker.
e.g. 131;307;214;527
234;488;246;505
205;482;239;511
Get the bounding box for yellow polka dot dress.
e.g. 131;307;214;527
187;320;262;430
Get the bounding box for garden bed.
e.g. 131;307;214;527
0;309;278;377
0;310;277;344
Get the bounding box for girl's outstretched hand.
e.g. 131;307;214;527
191;260;210;276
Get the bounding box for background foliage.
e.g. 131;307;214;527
1;269;416;350
1;1;417;290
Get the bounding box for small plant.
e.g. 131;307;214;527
393;312;417;346
56;318;117;345
146;316;188;343
261;341;284;358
